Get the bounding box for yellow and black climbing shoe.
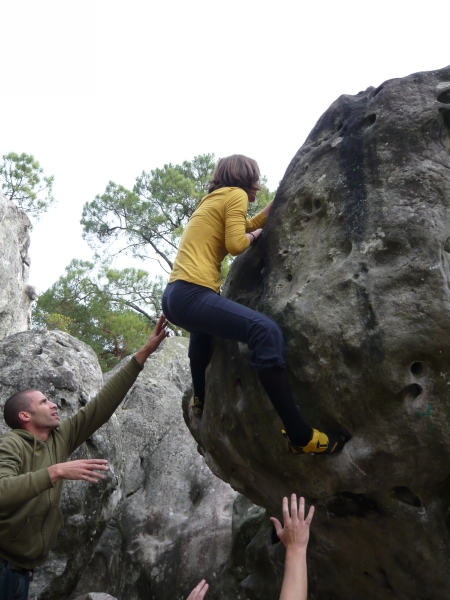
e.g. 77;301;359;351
189;396;204;419
282;428;347;455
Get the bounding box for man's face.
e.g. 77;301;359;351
24;392;60;431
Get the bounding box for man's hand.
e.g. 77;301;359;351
271;494;314;600
134;315;170;365
48;459;109;484
270;494;315;551
186;580;209;600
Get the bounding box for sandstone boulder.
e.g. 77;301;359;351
187;65;450;599
69;337;238;600
0;193;34;339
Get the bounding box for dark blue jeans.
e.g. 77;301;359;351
0;559;30;600
162;280;287;370
162;280;312;445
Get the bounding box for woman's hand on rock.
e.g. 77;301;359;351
246;228;263;244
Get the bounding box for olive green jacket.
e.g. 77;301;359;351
0;357;143;569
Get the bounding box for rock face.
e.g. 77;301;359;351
187;65;450;599
70;337;238;600
0;193;34;339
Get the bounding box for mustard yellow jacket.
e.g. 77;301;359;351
169;187;267;292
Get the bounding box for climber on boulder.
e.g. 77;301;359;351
162;154;347;455
0;316;169;600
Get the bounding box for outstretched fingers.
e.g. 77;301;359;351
282;495;291;525
186;580;209;600
290;493;299;523
269;516;283;538
271;494;315;549
154;314;169;336
304;504;315;526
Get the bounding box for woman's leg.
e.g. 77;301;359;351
188;332;213;407
258;367;312;446
163;284;213;411
162;281;312;444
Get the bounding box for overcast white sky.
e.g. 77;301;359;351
1;0;448;292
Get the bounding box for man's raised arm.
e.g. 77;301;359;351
58;315;169;457
270;494;315;600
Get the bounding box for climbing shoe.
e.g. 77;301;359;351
189;396;204;419
282;428;347;455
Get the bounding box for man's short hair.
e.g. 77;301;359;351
3;390;36;429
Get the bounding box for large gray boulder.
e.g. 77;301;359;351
187;65;450;599
0;331;122;600
0;193;34;339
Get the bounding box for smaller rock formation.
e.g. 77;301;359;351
0;193;34;339
71;338;238;600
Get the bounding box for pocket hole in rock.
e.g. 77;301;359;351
303;198;313;214
410;362;424;376
440;107;450;128
325;492;381;517
365;114;377;126
287;274;293;282
393;486;421;507
437;89;450;104
400;383;422;401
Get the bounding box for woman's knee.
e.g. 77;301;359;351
255;314;283;339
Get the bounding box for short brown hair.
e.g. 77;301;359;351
208;154;262;193
3;390;36;429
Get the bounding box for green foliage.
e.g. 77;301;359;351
81;154;216;273
34;260;165;371
81;153;274;280
0;152;55;220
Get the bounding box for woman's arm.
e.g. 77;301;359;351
270;494;315;600
246;199;273;233
261;200;273;218
246;228;263;244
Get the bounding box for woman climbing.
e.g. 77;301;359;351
162;154;346;454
